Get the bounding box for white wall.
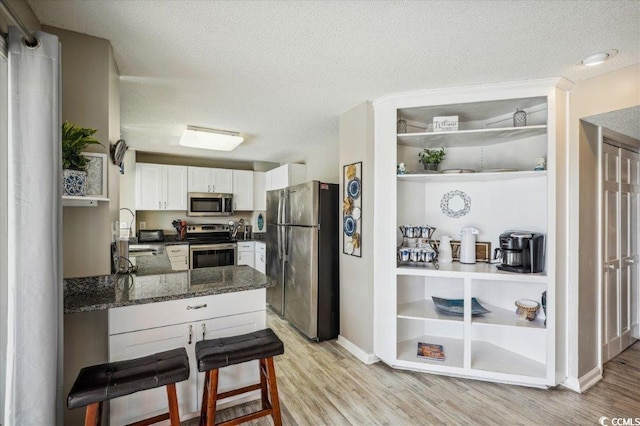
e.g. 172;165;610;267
568;64;640;383
338;102;374;355
283;140;339;183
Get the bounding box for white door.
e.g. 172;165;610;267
624;149;640;339
109;323;198;424
212;168;233;193
165;165;188;210
188;166;210;193
233;170;254;211
253;171;266;211
135;163;164;210
195;312;265;409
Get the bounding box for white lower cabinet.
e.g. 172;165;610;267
237;241;255;268
255;242;266;274
166;244;189;271
108;290;266;424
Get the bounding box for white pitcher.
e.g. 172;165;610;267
439;235;453;264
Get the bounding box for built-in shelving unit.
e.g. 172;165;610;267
62;195;110;207
397;125;547;148
373;78;570;388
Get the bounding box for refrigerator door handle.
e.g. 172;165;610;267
277;225;282;260
283;226;289;262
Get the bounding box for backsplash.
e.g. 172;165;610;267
136;210;265;236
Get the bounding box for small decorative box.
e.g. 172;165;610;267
433;115;459;132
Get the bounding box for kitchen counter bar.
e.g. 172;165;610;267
64;265;274;314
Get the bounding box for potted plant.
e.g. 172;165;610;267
418;147;446;171
62;121;102;196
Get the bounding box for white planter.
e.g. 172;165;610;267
63;169;88;196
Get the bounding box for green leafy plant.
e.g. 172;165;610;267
418;147;446;165
62;121;102;171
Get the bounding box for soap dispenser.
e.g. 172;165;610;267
459;227;480;264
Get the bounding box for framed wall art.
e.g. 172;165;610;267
343;161;362;257
83;152;108;198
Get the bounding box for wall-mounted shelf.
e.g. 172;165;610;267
397;125;547;149
62;195;110;207
397;170;546;183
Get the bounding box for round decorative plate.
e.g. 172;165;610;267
347;178;361;199
352;206;361;220
343;216;356;236
345;241;354;254
440;190;471;218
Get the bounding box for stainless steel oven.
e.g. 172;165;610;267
189;243;236;269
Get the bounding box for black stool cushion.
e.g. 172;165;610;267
196;328;284;372
67;347;189;409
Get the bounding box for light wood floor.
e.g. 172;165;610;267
187;311;640;425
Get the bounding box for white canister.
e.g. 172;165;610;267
438;236;453;264
460;227;480;264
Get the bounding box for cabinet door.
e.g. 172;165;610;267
237;251;255;268
233;170;254;211
188;166;211;193
253;171;266;211
135;163;164;210
270;165;289;190
256;252;266;274
109;323;197;424
196;312;266;409
212;168;233;193
164;165;188;210
265;170;273;191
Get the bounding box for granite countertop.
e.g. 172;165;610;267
64;265;274;314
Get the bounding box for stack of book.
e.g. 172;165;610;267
417;342;445;362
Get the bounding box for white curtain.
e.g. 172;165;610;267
4;27;62;425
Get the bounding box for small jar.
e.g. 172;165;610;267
397;117;407;134
513;108;527;127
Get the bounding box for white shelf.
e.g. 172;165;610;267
397;125;547;149
398;170;546;183
472;303;546;330
471;341;546;378
62;195;110;207
396;262;548;283
397;335;463;369
397;300;463;323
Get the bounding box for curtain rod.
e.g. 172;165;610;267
0;0;38;47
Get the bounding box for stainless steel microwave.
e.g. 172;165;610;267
187;192;233;216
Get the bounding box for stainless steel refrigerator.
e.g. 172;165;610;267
266;181;339;341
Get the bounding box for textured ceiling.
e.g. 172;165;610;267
584;106;640;142
26;0;640;162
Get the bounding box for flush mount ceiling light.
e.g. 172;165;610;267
179;126;244;151
581;49;618;66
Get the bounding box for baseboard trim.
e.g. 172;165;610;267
561;367;602;393
337;335;380;365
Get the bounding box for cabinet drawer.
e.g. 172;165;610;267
169;256;189;271
237;241;255;251
166;245;189;256
109;288;266;335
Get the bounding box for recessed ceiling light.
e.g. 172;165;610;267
581;49;618;66
179;126;244;151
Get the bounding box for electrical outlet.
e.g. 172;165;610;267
140;221;146;229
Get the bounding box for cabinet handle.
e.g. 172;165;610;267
158;201;161;209
607;264;615;270
164;201;167;209
212;184;215;192
208;185;210;192
201;323;206;340
188;325;193;345
628;259;636;264
187;303;208;310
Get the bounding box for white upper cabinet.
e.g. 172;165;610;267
232;170;254;211
266;163;307;191
187;167;233;194
253;172;266;211
136;163;188;211
165;165;189;211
